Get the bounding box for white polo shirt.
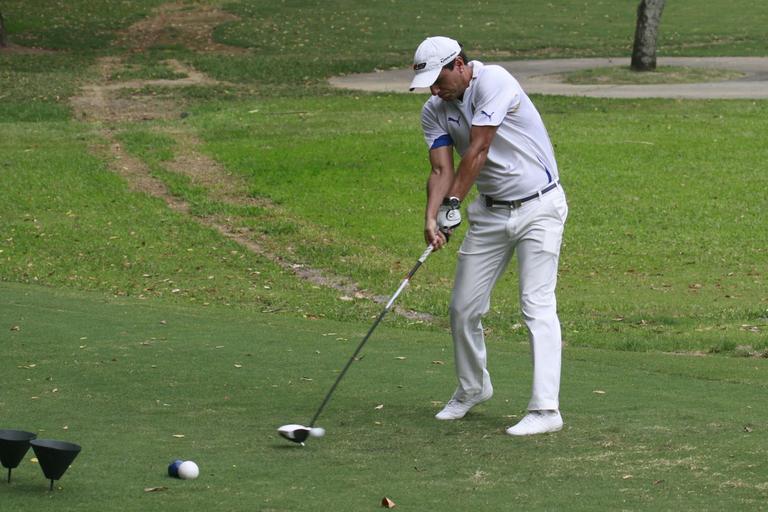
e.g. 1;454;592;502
421;61;559;200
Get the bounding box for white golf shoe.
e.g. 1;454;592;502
435;386;493;420
506;410;563;436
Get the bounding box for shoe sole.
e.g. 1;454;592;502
505;423;563;436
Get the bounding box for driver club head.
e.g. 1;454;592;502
277;424;315;445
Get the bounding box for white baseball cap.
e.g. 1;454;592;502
409;36;462;90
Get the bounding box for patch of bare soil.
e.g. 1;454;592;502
0;42;57;55
67;2;433;322
113;1;247;54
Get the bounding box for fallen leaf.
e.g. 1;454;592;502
172;434;185;438
10;325;20;331
431;360;444;365
622;475;633;480
234;364;243;368
593;390;606;395
381;497;396;509
375;404;384;410
653;479;664;485
744;425;754;433
395;356;406;360
144;486;169;493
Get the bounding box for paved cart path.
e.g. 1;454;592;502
330;57;768;99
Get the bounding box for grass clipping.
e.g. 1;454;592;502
560;65;745;85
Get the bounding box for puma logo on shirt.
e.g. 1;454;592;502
480;110;494;121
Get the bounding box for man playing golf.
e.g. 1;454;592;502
409;36;568;436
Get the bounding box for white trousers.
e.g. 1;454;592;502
449;186;568;411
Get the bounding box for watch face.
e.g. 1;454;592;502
449;198;460;209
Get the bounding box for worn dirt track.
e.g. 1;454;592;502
66;2;432;321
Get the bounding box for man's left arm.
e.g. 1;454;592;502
447;124;498;200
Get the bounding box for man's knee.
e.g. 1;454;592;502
449;297;483;327
520;293;557;323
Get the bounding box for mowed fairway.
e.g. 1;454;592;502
2;283;768;510
1;0;768;510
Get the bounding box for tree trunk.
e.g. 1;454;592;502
0;10;7;48
631;0;667;71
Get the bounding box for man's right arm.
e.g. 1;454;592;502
425;145;455;250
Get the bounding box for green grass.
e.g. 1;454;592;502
2;283;768;511
188;0;768;95
0;53;90;121
562;65;746;85
1;0;167;50
0;121;355;320
1;2;768;509
1;0;766;354
184;94;768;352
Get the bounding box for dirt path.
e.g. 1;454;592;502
68;2;431;321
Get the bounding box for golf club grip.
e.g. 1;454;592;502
308;245;433;427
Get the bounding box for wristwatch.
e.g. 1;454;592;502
443;196;461;209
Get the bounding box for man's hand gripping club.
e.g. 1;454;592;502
429;196;462;250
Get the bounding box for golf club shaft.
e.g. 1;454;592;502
309;245;434;427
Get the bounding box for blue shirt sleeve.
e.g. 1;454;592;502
430;133;454;149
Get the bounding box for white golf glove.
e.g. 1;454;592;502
437;196;462;236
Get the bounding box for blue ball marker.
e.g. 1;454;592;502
168;459;183;478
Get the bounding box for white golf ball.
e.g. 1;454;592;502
178;460;199;480
309;427;325;438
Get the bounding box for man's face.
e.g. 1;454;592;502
430;59;467;102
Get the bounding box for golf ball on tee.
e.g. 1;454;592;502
178;460;199;480
309;427;325;438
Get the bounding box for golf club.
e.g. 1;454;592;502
278;244;434;445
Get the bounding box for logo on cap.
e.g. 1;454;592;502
414;63;427;71
440;53;457;64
